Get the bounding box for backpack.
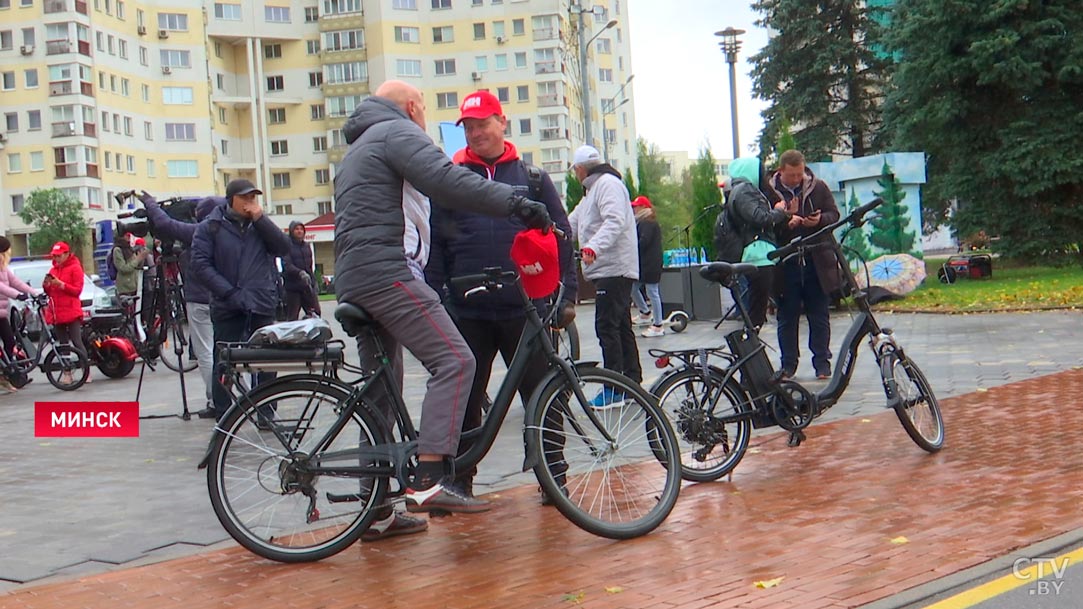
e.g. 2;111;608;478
713;204;743;263
106;247;119;281
523;162;544;202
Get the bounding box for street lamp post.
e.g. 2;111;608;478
715;27;745;160
601;74;634;163
571;2;617;149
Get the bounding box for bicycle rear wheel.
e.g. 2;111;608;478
527;367;681;539
881;352;944;453
652;367;752;482
207;378;390;562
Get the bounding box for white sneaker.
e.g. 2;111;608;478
636;312;653;323
642;325;665;338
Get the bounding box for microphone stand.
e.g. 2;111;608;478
679;204;722;320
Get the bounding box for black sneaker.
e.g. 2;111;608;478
405;479;491;514
815;366;831;380
196;407;219;420
361;512;428;542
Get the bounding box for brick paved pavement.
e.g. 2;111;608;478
2;368;1082;609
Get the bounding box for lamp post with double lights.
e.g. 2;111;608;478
570;2;617;149
715;27;745;159
601;73;634;163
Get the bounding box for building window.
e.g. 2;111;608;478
493;20;505;38
306;40;320;54
430;0;449;8
496;86;509;103
120;78;129;96
434;58;455;76
268;108;286;123
517;84;528;102
139;46;148;65
304;6;318;21
436;91;457;109
162;86;193;104
12;194;25;214
264;43;282;58
519;118;531;134
3;112;16;131
432;25;453;43
309;71;323;87
326;61;366;83
123;116;132;136
272;172;291;188
265;6;290;22
512;18;525;36
396;59;421;77
24;69;38;88
473;22;484;40
141;83;149;102
323;0;361;15
494;54;508;70
313;136;327;151
514;51;526;68
266;75;284;91
100;111;109;131
214;41;222;57
1;71;14;91
126;154;134;173
8;154;22;173
270;140;289;156
310;104;325;120
315;168;329;184
394;26;419;43
475;56;487;73
318;200;332;215
324;29;363;51
326;94;366;117
596;38;611;54
29;151;44;171
160;49;191;68
274;204;293;215
166;159;198;178
598;67;613;82
157;12;188;30
144;121;152;139
146;159;155;177
214;3;240;20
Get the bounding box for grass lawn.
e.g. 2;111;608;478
888;257;1083;312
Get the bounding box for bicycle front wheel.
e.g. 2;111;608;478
207;378;390;562
43;346;89;390
527;367;681;539
881;352;944;453
653;367;752;482
551;323;580;361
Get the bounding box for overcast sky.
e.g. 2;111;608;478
626;0;769;160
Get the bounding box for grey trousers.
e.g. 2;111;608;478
348;279;476;457
186;301;215;404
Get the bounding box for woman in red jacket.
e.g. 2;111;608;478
42;242;87;383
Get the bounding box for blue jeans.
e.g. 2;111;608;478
631;281;663;326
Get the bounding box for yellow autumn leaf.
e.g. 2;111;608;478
890;536;909;545
754;576;784;589
861;418;872;423
562;591;585;604
605;586;623;594
976;387;988;392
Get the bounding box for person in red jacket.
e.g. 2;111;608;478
42;241;86;384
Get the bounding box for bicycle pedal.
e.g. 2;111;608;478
786;430;806;447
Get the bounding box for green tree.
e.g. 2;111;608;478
882;0;1083;263
623;169;638;200
867;161;917;255
18;188;92;255
840;188;874;267
750;0;889;161
689;147;722;259
564;171;584;213
635;138;669;201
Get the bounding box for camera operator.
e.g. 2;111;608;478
136;191;221;414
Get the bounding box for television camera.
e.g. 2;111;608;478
115;190;202;259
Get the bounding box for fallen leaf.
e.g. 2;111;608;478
562;591;585;604
754;576;784;589
605;586;623;594
861;418;872;423
890;536;909;545
976;387;988;392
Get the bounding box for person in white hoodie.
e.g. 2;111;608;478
568;145;642;405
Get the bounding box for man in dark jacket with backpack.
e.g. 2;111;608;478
190;179;291;420
425;90;576;500
282;221;320;320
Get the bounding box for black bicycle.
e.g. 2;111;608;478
650;198;944;482
4;293;90;390
200;269;681;562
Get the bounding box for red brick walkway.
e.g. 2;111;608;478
4;370;1083;609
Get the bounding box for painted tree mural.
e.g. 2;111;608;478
868;161;918;256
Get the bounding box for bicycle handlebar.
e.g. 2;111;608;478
768;197;883;262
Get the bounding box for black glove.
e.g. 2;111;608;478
508;197;551;230
133;208;148;219
16;293;29;301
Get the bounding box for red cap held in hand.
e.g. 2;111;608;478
510;229;559;299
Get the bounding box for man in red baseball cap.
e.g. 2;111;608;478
426;89;577;503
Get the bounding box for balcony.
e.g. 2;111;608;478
54;162;100;179
44;0;65;12
542;161;564;174
540;128;562;141
533;28;558;41
51;121;96;137
46;39;72;55
48;80;94;97
537;93;561;107
535;61;558;75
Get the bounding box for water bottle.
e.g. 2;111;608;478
699;247;708;264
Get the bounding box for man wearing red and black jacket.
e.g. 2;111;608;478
426;90;577;500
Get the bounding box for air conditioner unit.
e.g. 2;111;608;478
161;66;172;75
137;25;147;35
157;29;169;39
471;71;481;81
495;36;505;44
20;45;34;55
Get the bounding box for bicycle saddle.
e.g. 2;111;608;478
699;262;758;283
334;303;376;337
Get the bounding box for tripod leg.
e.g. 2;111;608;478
136;358;147;403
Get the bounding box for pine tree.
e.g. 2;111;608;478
867;162;917;255
564;172;584;213
689;147;722;259
623;170;638;200
840;188;874;267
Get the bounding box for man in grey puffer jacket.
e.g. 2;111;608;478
334;80;550;530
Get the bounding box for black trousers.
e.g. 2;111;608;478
285;285;320;320
746;266;775;329
210;311;276;417
452;315;548;483
593;276;642;383
0;317;16;359
777;257;832;374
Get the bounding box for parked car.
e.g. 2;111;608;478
7;258;115;341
